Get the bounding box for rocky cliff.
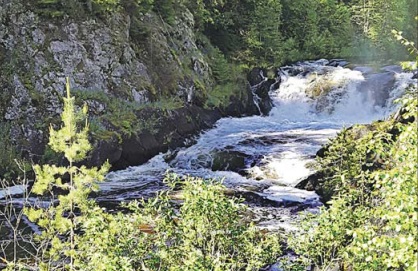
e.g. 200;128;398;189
0;0;266;178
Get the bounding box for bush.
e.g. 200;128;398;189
5;79;280;270
135;174;281;271
288;89;418;271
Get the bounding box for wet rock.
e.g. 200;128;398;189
89;137;122;167
247;67;266;86
239;136;289;146
314;59;329;66
327;59;349;67
222;83;260;117
353;66;374;75
110;106;221;170
360;72;396;107
236;190;285;207
281;65;306;77
295;171;323;192
380;65;402;73
247;68;275;115
211;150;251;174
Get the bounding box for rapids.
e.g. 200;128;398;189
98;60;416;230
1;60;415;231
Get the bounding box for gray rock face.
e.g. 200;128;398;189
0;2;163;165
247;68;275;115
0;0;259;177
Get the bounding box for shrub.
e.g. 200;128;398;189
288;89;418;271
5;78;280;270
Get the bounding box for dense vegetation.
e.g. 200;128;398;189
2;81;280;270
288;88;417;271
1;1;417;270
34;0;417;67
3;79;416;271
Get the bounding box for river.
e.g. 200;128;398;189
96;59;415;230
0;59;415;267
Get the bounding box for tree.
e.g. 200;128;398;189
23;78;110;270
244;0;283;66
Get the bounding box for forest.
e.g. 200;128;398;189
34;0;418;66
0;0;417;270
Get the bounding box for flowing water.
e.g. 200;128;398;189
98;60;416;230
1;60;416;233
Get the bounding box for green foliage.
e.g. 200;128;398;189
203;45;248;110
72;89;182;143
243;0;283;66
205;82;242;109
288;89;418;271
21;78;110;270
348;0;417;60
6;79;279;270
35;0;65;18
127;174;280;271
153;0;175;24
91;0;120;11
62;174;281;271
280;0;353;62
392;20;418;61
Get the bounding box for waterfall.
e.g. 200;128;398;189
101;61;415;198
55;60;418;228
250;69;269;115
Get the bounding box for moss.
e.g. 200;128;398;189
205;83;239;109
0;88;11;117
72;90;183;143
306;75;342;99
193;78;207;94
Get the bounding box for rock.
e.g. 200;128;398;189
0;0;274;178
211;150;251;174
222;85;260;117
327;59;349;67
360;72;396;107
109;105;222;170
295;172;323;192
247;67;266;86
281;65;305;76
314;59;329;66
412;71;418;79
353;66;374;75
247;68;275;115
380;65;402;73
90;137;123;167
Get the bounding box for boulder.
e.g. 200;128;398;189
353;66;374;75
380;65;402;73
247;67;266;86
211;150;251;174
360;72;396;107
327;59;349;67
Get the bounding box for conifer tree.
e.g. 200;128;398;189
24;78;110;271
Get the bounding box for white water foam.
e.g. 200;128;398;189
0;185;27;199
100;62;416;214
